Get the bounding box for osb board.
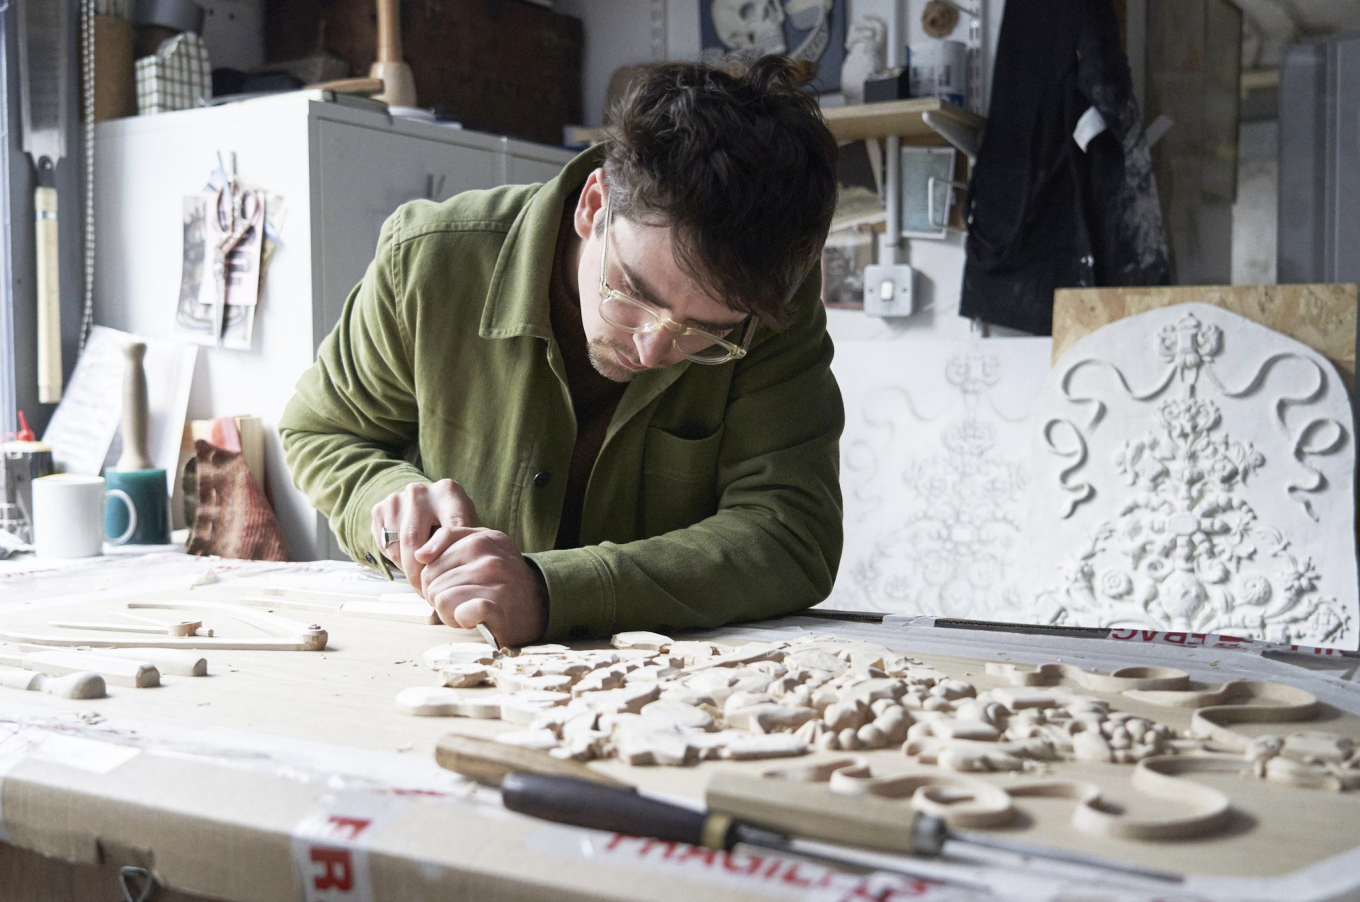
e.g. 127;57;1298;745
2;583;1359;889
1052;283;1359;389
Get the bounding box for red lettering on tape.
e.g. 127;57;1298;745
309;847;354;892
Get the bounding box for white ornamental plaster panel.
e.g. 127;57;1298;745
821;337;1053;617
1021;303;1359;649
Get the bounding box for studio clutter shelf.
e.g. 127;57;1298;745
822;97;984;162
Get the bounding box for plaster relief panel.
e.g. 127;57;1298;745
1022;304;1358;649
822;338;1053;618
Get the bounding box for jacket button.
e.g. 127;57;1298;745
364;552;377;565
533;471;551;487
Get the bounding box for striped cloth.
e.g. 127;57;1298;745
135;33;211;115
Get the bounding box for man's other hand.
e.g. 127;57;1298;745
415;526;548;647
371;479;481;593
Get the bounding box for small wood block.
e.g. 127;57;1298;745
723;733;808;760
991;687;1065;711
517;644;574;656
640;699;716;732
395;687;506;718
572;668;625;695
579;683;660;715
500;690;572;725
494;729;561;752
615;725;694;766
494;672;574;694
423;643;496;671
441;665;492;688
611;631;672;651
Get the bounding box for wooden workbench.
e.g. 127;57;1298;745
2;554;1359;902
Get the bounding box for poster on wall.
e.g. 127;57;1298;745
699;0;846;93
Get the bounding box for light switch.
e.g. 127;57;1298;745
863;264;915;317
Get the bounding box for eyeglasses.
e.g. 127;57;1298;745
598;198;757;365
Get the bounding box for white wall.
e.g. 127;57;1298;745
93;100;319;559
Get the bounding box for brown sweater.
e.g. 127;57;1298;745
547;197;626;549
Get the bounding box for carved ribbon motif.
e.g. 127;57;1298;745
1036;310;1353;646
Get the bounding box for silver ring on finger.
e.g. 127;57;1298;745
381;527;399;547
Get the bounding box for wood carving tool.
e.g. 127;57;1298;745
0;664;105;700
474;622;499;651
706;771;1182;883
17;0;68;403
497;772;1181;885
435;735;629;789
0;647;159;688
497;772;953;885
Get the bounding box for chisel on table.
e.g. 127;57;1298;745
500;771;1182;885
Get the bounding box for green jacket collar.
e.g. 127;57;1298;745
480;145;607;342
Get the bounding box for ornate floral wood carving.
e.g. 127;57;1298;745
1024;304;1357;648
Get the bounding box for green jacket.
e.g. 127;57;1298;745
279;147;844;641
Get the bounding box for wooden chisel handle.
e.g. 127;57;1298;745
35;183;62;403
705;770;947;856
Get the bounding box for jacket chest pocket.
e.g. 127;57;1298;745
641;425;724;535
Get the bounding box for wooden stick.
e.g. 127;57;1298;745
435;735;629;789
0;665;105;700
0;648;156;688
33;645;208;677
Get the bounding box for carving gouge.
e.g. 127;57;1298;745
706;771;1182;883
502;772;1181;885
498;772;959;885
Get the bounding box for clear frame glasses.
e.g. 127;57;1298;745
598;199;757;364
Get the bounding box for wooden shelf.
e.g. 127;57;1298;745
569;99;985;159
821;97;984;145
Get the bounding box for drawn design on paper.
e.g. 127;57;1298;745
1029;306;1356;647
831;342;1045;619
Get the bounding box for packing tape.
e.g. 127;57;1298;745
290;789;410;902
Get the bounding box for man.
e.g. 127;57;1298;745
279;57;843;646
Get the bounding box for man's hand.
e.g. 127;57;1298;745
371;479;481;593
415;526;548;647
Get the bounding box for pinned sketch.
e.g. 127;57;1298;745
1021;304;1358;649
822;338;1053;618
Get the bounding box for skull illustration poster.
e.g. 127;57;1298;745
700;0;846;92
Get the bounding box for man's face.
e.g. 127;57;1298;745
572;170;747;383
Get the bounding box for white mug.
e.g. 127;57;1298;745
32;474;136;559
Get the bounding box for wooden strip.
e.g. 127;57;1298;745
434;735;629;789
